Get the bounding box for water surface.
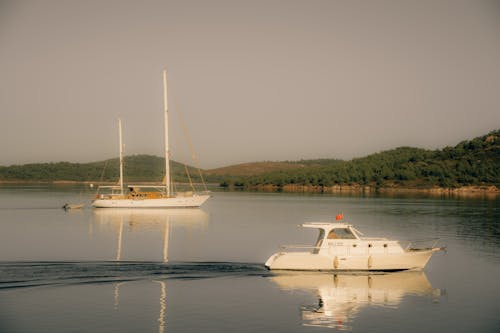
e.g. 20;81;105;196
0;185;499;332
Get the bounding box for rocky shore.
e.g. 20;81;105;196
247;184;499;197
1;180;498;198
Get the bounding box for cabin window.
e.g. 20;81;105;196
327;228;356;240
313;229;325;254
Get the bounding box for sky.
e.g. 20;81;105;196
1;0;499;169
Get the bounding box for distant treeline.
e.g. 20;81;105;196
0;155;204;184
0;130;498;189
219;130;500;189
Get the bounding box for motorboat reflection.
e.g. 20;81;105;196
93;208;209;261
270;271;441;330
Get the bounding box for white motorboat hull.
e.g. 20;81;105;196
92;194;210;208
265;221;444;271
265;248;440;271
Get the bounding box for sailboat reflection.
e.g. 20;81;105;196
93;208;209;262
113;280;168;333
155;280;167;333
270;271;441;330
93;210;207;333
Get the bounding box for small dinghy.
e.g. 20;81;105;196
62;203;84;210
265;220;445;271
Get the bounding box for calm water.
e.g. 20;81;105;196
0;185;499;332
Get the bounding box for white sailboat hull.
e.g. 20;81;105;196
92;194;210;208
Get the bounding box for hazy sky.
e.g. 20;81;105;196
1;0;499;168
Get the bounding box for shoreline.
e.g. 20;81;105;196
245;184;500;197
0;180;218;187
0;180;498;197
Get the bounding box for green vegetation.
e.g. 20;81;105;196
0;130;498;190
216;130;500;189
0;155;204;184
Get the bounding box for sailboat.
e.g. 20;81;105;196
92;70;211;208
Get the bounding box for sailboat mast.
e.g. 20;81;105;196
163;70;171;196
118;118;124;195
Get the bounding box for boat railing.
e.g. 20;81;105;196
359;237;387;241
95;185;122;192
127;185;167;189
94;186;124;197
198;190;212;195
279;245;327;253
403;238;441;250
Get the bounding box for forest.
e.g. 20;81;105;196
217;130;499;189
0;130;498;190
0;155;203;184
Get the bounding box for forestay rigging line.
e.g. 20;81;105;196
170;131;196;193
97;160;109;191
171;90;209;192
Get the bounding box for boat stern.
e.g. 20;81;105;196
265;251;332;270
264;253;280;269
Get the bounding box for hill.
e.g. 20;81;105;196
0;154;204;184
0;130;498;193
206;162;305;177
205;159;343;176
217;130;499;191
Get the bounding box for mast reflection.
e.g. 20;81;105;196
112;280;168;333
93;208;209;262
270;271;441;330
113;281;126;310
155;280;167;333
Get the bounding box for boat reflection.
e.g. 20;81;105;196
95;209;208;332
93;208;209;262
270;271;441;331
113;280;167;333
155;280;167;333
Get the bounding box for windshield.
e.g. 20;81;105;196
313;229;325;254
327;228;357;239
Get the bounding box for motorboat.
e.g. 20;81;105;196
265;221;445;271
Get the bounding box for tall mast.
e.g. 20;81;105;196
163;70;171;196
118;118;124;195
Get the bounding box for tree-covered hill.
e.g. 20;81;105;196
1;130;498;190
0;155;204;184
219;130;499;189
